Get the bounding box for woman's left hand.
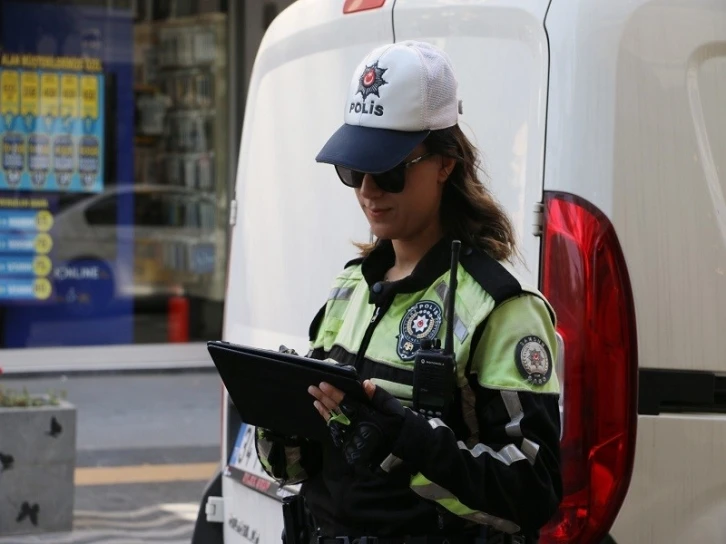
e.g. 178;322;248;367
308;379;406;468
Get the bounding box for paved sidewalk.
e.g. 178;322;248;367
0;371;222;544
0;499;200;544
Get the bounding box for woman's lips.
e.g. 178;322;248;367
367;207;392;219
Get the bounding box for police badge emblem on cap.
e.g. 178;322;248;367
515;336;552;386
357;61;387;101
397;301;443;361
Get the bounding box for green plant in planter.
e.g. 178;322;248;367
0;385;68;408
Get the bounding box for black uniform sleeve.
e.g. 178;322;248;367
387;294;563;534
255;302;329;484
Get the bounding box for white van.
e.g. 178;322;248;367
191;0;726;542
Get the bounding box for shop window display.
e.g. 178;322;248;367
0;0;230;349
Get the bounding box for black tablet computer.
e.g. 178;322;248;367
207;340;368;441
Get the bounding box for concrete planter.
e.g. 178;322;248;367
0;398;77;537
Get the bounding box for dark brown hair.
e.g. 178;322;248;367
354;124;519;263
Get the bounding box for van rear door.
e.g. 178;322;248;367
541;0;726;541
392;0;553;286
225;0;395;353
222;2;396;542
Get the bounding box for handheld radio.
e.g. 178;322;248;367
411;239;461;420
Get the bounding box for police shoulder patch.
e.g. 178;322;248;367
397;300;443;361
514;335;552;386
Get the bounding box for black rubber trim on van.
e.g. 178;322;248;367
638;368;726;415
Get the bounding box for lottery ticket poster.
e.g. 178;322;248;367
0;1;135;348
0;193;58;305
0;58;105;194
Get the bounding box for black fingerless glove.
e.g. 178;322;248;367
327;385;407;469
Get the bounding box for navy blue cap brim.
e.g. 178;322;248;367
315;124;430;174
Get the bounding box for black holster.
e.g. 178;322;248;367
281;494;316;544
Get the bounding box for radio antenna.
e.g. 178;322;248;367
444;240;461;356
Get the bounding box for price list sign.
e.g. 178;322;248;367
0;195;54;301
0;53;104;193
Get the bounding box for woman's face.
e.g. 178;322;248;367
355;144;454;241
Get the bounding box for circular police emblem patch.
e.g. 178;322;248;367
397;300;443;361
515;336;552;386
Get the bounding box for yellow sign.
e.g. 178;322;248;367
60;74;79;119
1;70;19;121
34;232;53;254
35;210;53;232
1;53;102;73
81;76;98;120
33;277;52;300
0;55;104;193
40;72;60;118
33;255;52;277
20;71;39;117
0;197;49;209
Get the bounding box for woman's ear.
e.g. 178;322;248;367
438;156;456;183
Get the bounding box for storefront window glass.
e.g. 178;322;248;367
0;0;230;348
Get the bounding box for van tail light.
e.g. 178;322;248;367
539;192;638;543
343;0;386;14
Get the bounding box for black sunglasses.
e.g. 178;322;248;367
334;153;433;193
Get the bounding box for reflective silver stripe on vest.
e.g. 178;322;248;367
434;282;469;342
379;453;403;473
501;391;524;437
501;390;540;464
428;417;448;431
521;438;540;465
462;441;528;466
410;480;520;533
463;512;521;534
428;417;530;465
413;420;523;533
328;286;354;301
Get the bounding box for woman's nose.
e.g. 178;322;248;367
359;173;384;197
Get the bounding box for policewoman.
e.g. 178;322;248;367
256;41;562;543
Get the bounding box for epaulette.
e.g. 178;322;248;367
344;256;364;269
459;245;523;305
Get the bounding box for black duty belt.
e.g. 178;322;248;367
317;538;469;544
316;535;531;544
